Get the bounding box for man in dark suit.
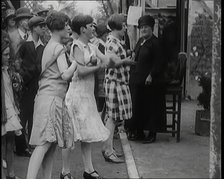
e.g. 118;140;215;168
10;7;33;69
129;15;166;143
9;7;33;157
15;16;45;156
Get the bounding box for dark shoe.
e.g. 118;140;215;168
60;172;74;179
102;151;124;163
83;170;103;179
143;133;156;144
128;132;145;141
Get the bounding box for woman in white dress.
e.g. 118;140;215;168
65;15;115;179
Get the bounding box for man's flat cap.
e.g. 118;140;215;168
28;16;45;28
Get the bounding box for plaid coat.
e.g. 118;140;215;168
104;35;132;123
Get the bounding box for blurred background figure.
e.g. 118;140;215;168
94;22;110;118
35;7;51;45
2;29;23;179
3;9;17;38
18;16;46;151
10;7;33;157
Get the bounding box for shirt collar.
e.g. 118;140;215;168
27;35;44;48
18;28;28;40
98;38;106;46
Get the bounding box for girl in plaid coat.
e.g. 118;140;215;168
102;13;136;163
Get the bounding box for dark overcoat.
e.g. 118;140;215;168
18;41;44;134
129;35;167;132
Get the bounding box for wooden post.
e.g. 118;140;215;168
127;0;141;50
185;0;192;99
180;0;186;52
141;0;146;15
209;0;221;178
121;0;127;14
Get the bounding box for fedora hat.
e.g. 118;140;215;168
28;16;46;29
14;7;33;21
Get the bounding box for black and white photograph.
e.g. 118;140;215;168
1;0;221;178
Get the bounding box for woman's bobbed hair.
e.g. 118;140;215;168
46;11;71;32
107;13;126;31
71;14;93;35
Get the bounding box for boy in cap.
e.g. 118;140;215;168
129;15;166;143
17;16;46;151
36;7;51;45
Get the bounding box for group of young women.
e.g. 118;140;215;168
12;11;131;179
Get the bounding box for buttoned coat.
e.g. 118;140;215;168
18;40;44;137
129;34;166;132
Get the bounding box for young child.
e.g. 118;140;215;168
1;30;22;179
65;14;116;179
26;11;76;179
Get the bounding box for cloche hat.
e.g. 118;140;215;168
4;9;16;21
138;15;155;29
14;7;33;21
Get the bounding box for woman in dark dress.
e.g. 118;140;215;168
129;15;166;143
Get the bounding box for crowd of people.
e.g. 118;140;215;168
1;5;168;179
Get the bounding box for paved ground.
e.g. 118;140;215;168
11;139;127;179
5;100;209;178
130;100;210;178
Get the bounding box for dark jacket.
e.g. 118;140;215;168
130;35;165;86
18;41;44;119
19;41;44;89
